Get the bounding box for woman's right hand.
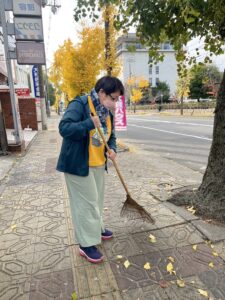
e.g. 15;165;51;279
90;114;101;128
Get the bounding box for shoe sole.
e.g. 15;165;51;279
79;249;104;263
101;235;113;240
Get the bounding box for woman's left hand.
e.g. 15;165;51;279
107;149;116;161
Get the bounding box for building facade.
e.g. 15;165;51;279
117;33;178;95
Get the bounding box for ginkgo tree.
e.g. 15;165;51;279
49;25;105;102
73;0;225;221
126;76;149;112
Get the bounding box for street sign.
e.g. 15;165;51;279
13;0;42;17
16;41;45;65
14;17;44;41
32;65;40;97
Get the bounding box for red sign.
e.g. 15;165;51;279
115;95;127;131
15;88;30;96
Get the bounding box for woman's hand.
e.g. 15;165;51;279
90;114;101;128
107;149;116;160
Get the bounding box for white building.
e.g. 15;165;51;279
117;33;178;95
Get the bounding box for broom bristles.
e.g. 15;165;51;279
120;195;155;224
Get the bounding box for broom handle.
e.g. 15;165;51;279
96;125;131;197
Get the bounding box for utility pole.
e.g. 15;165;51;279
38;65;48;130
0;100;8;154
0;0;23;145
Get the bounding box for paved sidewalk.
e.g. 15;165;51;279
0;113;225;299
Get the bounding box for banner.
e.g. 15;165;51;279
115;95;127;131
32;65;40;97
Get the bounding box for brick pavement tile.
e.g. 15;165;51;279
29;269;74;300
110;244;225;291
213;241;225;260
0;251;34;282
81;291;122;300
199;269;225;299
0;277;30;300
164;276;216;300
73;262;118;299
121;284;170;300
32;248;72;276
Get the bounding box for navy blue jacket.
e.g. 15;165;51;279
56;95;117;176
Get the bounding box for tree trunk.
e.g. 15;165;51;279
180;93;184;116
196;69;225;221
104;4;112;76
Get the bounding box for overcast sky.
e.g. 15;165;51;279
42;1;225;72
42;0;79;67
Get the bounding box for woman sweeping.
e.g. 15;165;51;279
57;76;124;263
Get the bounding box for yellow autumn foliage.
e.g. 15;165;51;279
131;88;142;103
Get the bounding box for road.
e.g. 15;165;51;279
117;115;214;173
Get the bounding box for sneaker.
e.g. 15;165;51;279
101;229;113;240
79;246;103;263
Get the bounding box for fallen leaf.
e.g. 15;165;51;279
212;251;218;257
166;262;174;275
190;280;195;284
197;289;208;297
168;256;175;263
210;244;215;249
159;280;170;288
205;240;211;245
187;206;196;214
11;224;17;229
124;260;130;269
71;292;77;300
144;262;151;270
192;245;197;251
172;270;176;275
116;255;123;259
209;262;214;268
176;279;185;288
149;234;157;243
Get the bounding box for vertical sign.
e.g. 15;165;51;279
32;65;40;97
115;95;127;131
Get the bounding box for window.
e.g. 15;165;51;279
156;66;159;74
156;78;160;85
149;78;152;85
149;66;152;75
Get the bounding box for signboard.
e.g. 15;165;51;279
13;0;42;17
14;17;44;41
32;65;40;97
15;88;30;96
115;96;127;131
16;41;45;65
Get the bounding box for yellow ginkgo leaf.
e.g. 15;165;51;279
212;251;218;257
209;262;214;268
187;206;196;214
166;262;174;275
192;245;197;251
71;291;77;300
168;257;175;263
149;234;156;243
176;279;185;288
210;244;215;249
11;224;17;229
144;262;151;270
197;289;208;297
116;255;123;259
124;260;130;269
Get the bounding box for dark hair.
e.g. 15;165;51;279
95;76;124;96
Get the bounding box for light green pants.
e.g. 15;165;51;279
64;166;105;247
